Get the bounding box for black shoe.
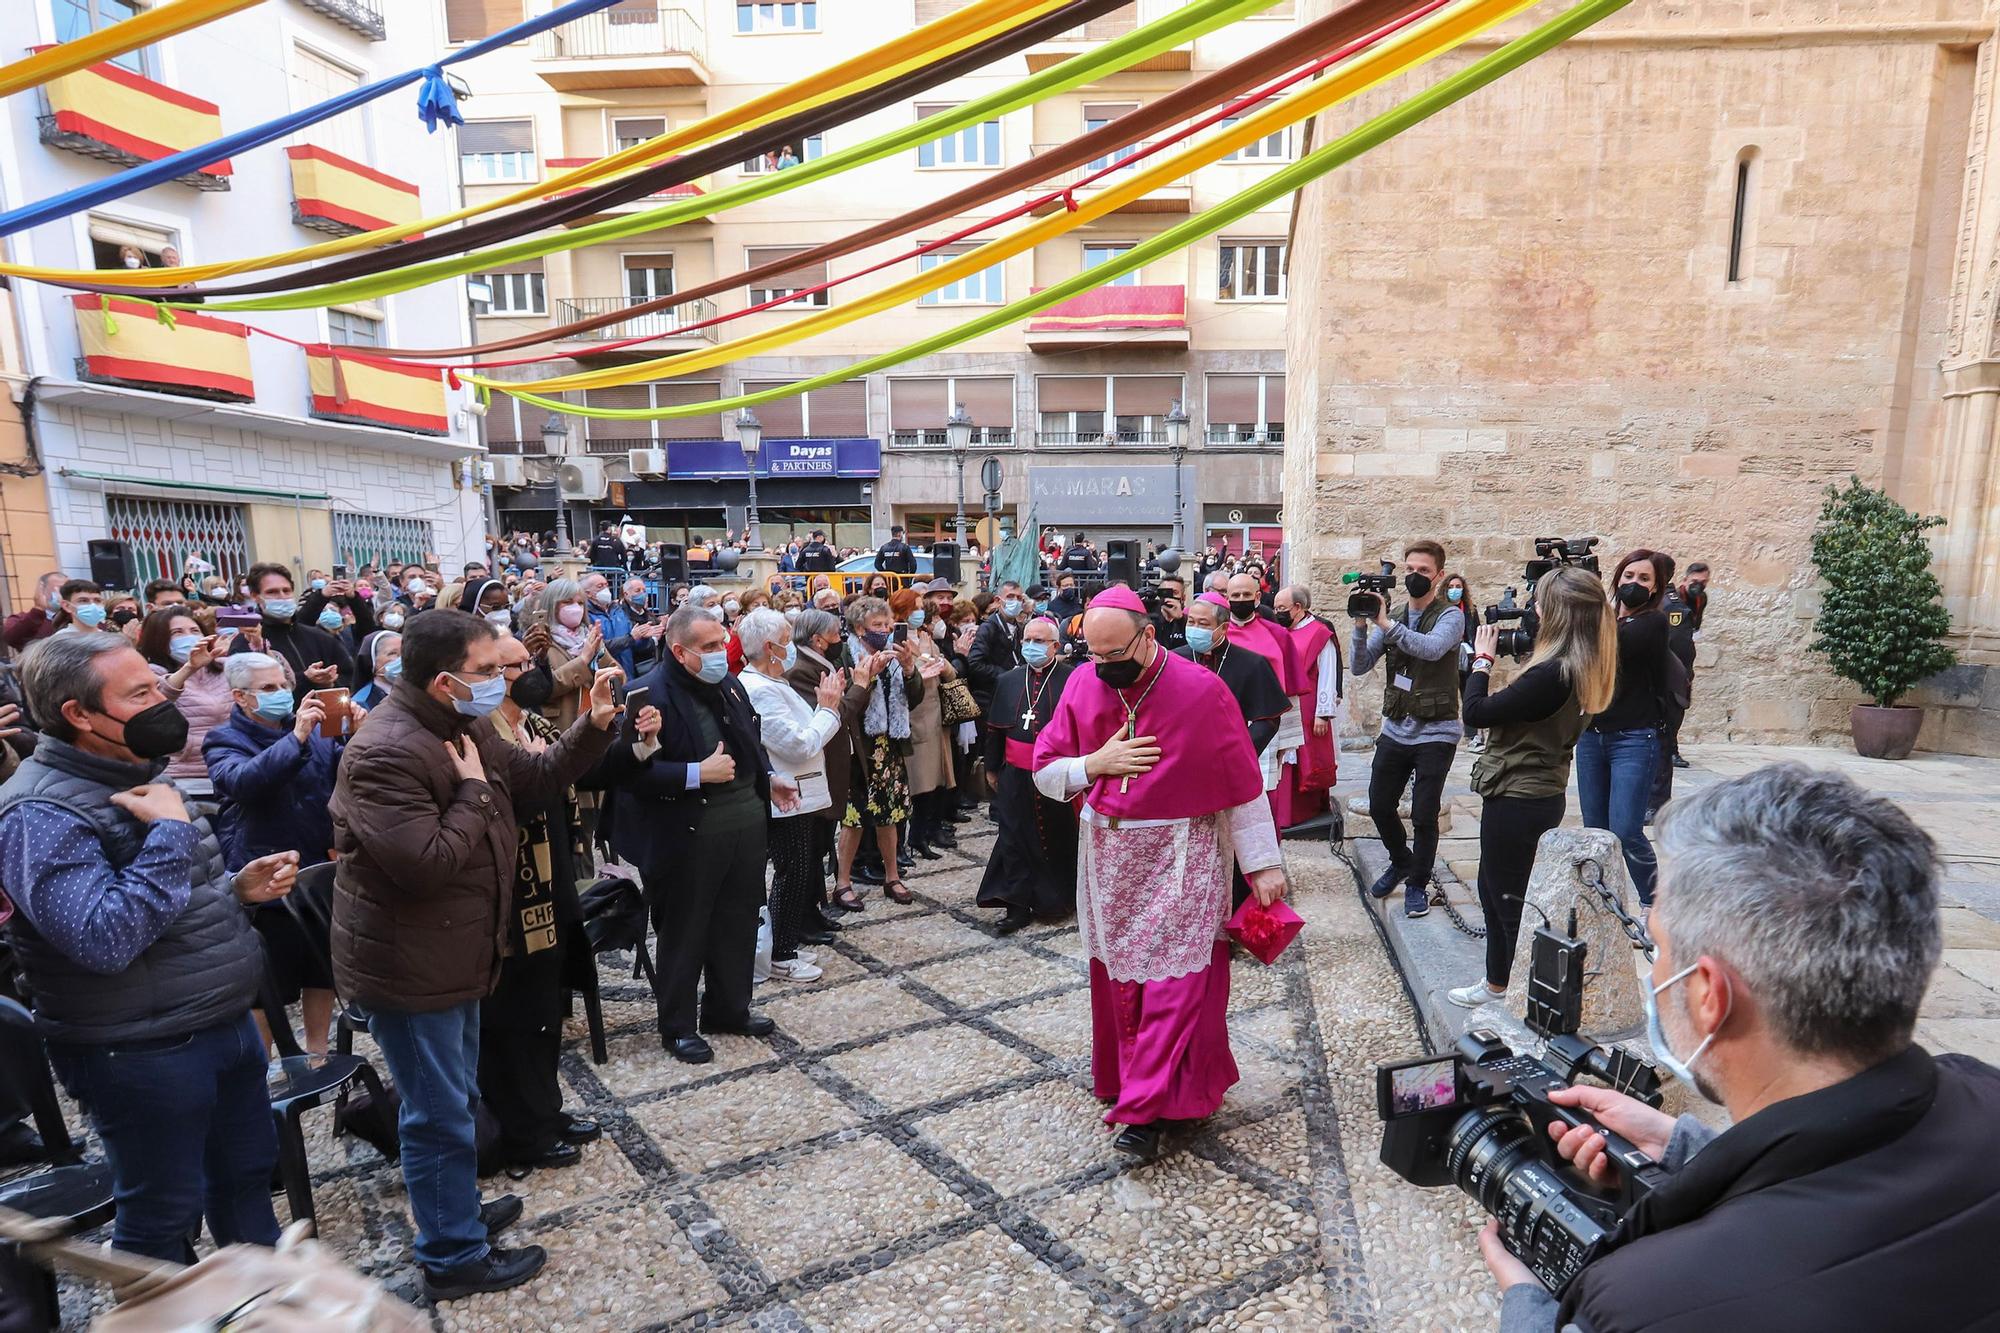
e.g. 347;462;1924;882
666;1034;713;1064
799;929;836;946
949;809;975;823
700;1013;775;1038
0;1121;46;1168
1404;881;1430;919
897;850;915;870
1111;1123;1163;1159
810;910;844;933
515;1141;582;1170
912;840;943;861
479;1194;523;1238
422;1244;548;1302
996;907;1032;935
856;863;886;886
1671;754;1690;769
932;826;959;847
1367;866;1403;900
559;1116;601;1145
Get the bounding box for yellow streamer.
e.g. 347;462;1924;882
471;0;1534;398
0;0;1070;286
0;0;264;99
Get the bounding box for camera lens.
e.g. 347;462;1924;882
1444;1106;1614;1292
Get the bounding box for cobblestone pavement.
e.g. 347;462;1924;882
51;815;1493;1331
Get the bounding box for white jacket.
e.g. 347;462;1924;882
740;665;840;817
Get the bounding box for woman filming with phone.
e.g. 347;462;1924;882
1446;567;1616;1009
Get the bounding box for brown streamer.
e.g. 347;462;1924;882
376;0;1427;361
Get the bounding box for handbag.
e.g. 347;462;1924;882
939;675;980;725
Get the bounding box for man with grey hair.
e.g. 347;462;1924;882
0;632;298;1262
1485;763;2000;1331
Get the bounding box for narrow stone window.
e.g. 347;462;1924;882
1727;149;1758;285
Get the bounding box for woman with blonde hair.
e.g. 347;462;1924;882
1447;565;1617;1007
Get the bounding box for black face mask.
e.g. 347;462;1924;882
1096;657;1144;688
1617;581;1652;609
111;700;190;760
509;663;555;710
861;629;891;652
1403;573;1433;599
1228;599;1258;623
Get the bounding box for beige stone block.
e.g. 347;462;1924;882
1676;453;1742;479
1382;427;1422;452
1464;428;1509;453
1740;558;1795;588
1316;452;1356;478
1419;428;1469;451
1735;698;1811;733
1590;451;1619;479
1351;452;1442;478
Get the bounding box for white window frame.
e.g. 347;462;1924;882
746;248;829;309
915;105;1002;169
736;2;819;34
1084;103;1142;174
1218;239;1287;301
1203;373;1285;444
1220;110;1291;163
917;247;1003;306
83;212;184;273
742;133;824;175
611;114;668;153
459;120;537;185
289;40;369;164
325;306;386;348
1036;375;1185;445
1082;242;1140;288
56;0;151;76
475;271;548;317
622;251;676;305
886;375;1016;446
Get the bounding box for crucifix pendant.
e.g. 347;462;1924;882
1120;719;1135;794
1021;707;1036;729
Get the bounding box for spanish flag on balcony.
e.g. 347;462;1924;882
286;146;424;237
72;294;252;400
306;347;449;436
1026;284;1187;333
37;54;230;182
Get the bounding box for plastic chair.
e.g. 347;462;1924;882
0;996;114;1325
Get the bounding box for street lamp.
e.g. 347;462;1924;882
946;401;974;548
543;412;571;549
1164;398;1190;555
736;408;764;552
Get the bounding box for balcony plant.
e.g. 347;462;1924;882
1808;475;1957;759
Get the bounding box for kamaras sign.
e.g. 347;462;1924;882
1027;465;1179;525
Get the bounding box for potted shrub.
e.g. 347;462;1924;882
1808;476;1957;759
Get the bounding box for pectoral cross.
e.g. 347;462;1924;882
1120;719;1135;794
1020;706;1036;730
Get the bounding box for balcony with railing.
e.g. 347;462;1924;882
1206;426;1284;446
34;52;231;189
541;157;713;226
1027;143;1190;216
297;0;385;40
531;7;709;89
553;296;719;347
1024;3;1191;73
1036;429;1171;446
1026;284;1189;351
886;426;1015;448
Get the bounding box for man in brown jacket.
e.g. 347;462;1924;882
331;609;619;1302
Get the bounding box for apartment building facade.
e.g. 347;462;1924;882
458;0;1298;561
0;0;484;606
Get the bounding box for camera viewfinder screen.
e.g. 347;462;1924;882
1387;1059;1457;1116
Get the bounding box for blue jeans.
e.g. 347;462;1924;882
46;1013;278;1264
1576;726;1660;905
361;1001;487;1270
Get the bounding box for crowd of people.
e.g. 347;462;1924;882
1;525;1993;1330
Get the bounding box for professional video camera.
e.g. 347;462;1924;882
1375;911;1665;1293
1482;537;1603;659
1343;560;1396;619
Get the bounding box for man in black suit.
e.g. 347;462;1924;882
794;529;839;573
874;525;918;575
966;580;1028;714
602;605;799;1063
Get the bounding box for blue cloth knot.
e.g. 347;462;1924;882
415;66;462;133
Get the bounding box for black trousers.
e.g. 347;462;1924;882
1473;792;1567;988
767;814;821;962
647;807;768;1037
1368;736;1457;888
477;1019;563;1162
1652;697;1687;812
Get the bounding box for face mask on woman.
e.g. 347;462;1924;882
1616;581;1651;610
484;609;513;633
909;609;926;628
1446;586;1464;604
557;603;586;630
168;633;202;664
317;607;344;632
381;611;406;631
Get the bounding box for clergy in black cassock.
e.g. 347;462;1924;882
976;618;1079;935
1177;595;1288;911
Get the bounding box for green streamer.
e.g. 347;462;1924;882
499;0;1631;424
191;0;1280;314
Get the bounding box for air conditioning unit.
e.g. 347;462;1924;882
628;447;666;476
486;455;526;488
557;456;607;501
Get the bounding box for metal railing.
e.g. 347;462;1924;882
1037;430;1172;446
585;435;654;456
1029;142;1177;193
298;0;385;40
553;297;718;343
1052;5;1138;40
1206;427;1284;445
887;427;1014;448
533;7;703;60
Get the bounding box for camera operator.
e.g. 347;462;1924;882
1150;576;1187;651
1483;764;1999;1332
1447;568;1614;1009
1351;541;1463;919
1578;549;1675;907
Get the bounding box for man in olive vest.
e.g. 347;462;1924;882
1350;540;1463;918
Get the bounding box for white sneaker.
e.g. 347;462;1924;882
794;949;817;965
767;958;823;982
1447;982;1504;1008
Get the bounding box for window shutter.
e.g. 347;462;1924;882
746;246;827;290
615;117;667;143
1206;374;1259;424
1084;4;1139;39
741;382;804;438
889;378;949;431
1082;102;1137;125
483;260;544;278
458;120;534;154
955;377;1013;428
806;379;868;436
1038;376;1108;414
584;386;653;443
482;398;522;446
1263;375;1286;423
1112;375;1180;417
656;380;723;441
623;252;673;272
915;0;974;21
445;0;521;43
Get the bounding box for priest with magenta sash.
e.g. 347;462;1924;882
1031;586;1289;1159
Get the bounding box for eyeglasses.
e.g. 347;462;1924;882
1088;625;1146;664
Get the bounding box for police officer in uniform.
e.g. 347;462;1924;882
795;530;838;573
1058;534;1099;575
874;526;918;576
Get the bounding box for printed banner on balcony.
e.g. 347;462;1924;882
1027;464;1179;526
